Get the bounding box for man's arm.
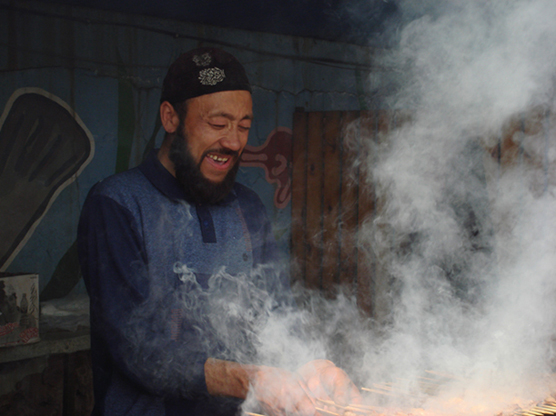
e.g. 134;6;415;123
204;358;250;398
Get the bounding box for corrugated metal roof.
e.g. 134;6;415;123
39;0;400;46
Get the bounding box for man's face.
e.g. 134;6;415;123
182;90;253;183
169;90;253;203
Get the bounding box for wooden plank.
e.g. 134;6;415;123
305;112;325;290
547;109;556;191
338;111;361;292
291;110;308;287
371;109;394;324
522;106;547;167
356;110;377;316
522;107;547;195
499;115;523;169
321;111;342;297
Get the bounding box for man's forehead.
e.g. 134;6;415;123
188;90;253;116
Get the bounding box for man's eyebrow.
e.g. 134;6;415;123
209;112;254;121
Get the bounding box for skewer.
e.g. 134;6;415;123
520;410;550;416
530;407;554;415
536;408;556;415
391;377;441;394
417;377;444;386
246;401;375;416
346;403;383;410
315;407;342;416
372;383;394;391
361;387;396;396
532;409;556;415
315;398;336;406
525;408;541;414
537;405;556;412
362;385;419;399
343;406;374;414
424;370;466;382
418;376;444;382
314;398;374;414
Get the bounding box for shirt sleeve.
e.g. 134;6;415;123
77;187;209;400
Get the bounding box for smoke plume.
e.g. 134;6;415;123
354;0;556;413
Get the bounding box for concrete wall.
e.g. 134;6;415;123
0;0;377;297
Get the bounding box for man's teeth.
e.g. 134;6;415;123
207;154;229;163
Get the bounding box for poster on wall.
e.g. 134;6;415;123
0;273;40;347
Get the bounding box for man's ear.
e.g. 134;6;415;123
160;101;180;134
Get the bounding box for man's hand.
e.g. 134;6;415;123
297;359;362;406
205;358;361;415
205;358;316;416
250;366;316;416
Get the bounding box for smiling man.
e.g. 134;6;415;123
160;89;252;203
78;47;360;416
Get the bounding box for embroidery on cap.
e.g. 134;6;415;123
193;52;212;67
199;67;226;86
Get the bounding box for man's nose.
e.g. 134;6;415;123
220;127;243;152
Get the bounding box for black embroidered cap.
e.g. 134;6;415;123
160;47;252;104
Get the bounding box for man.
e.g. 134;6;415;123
78;47;361;416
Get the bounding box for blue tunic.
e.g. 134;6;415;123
78;150;290;416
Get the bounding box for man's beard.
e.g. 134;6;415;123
168;132;240;205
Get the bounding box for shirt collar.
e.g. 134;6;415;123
139;149;237;205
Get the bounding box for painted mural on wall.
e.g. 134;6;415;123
0;0;370;303
0;88;95;272
240;127;293;209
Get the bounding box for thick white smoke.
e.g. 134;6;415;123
244;1;556;414
354;0;556;413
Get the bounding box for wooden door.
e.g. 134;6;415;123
291;109;395;318
291;106;555;320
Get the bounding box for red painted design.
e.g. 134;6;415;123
19;327;39;343
0;322;18;337
240;127;292;209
